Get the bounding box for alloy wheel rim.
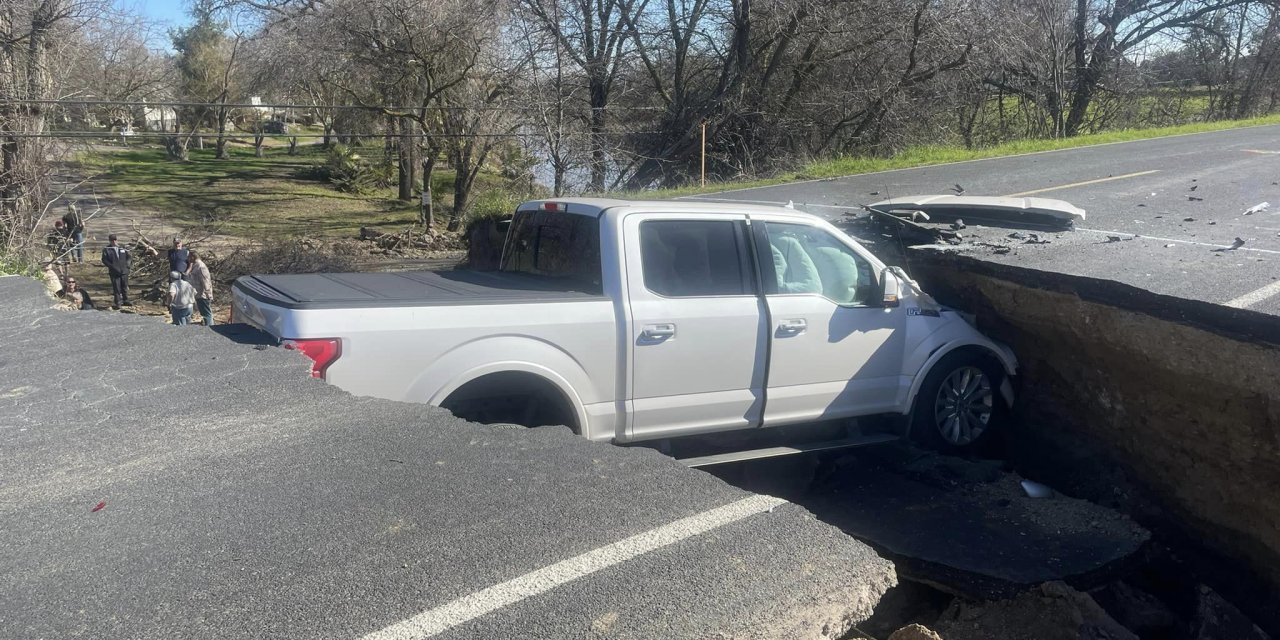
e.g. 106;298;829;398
933;366;993;445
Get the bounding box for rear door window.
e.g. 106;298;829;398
639;220;753;297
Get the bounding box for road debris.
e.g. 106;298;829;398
950;219;966;231
1020;479;1054;498
1213;237;1248;252
1184;217;1196;222
869;195;1085;229
1189;196;1204;201
951;184;965;195
1023;234;1050;245
1190;185;1199;191
1244;202;1270;215
91;501;106;513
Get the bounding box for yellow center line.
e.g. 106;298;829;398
1003;170;1161;197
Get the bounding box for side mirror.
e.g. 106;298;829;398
879;268;901;308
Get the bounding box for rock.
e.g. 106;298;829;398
889;623;944;640
1190;585;1269;640
934;581;1138;640
1091;581;1179;637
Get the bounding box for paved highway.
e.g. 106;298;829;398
0;276;894;639
681;124;1280;315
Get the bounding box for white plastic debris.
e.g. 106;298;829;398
1244;202;1270;215
1021;479;1055;499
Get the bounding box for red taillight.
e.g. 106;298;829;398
542;201;560;211
282;338;341;379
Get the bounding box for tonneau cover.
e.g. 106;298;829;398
233;269;605;310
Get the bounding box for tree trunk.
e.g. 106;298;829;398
553;160;566;197
288;136;299;155
421;152;436;229
448;146;474;231
215;106;229;159
397;118;415;202
322;123;333;148
588;80;607;192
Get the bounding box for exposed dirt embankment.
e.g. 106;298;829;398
907;249;1280;632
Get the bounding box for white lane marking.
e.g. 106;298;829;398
680;122;1280;197
1003;170;1160;197
1244;149;1280;154
1224;280;1280;308
361;494;789;640
1075;227;1280;255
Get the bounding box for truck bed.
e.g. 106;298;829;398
233;269;605;310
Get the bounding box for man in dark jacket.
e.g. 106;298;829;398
100;234;132;309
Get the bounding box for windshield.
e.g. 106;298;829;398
499;210;603;292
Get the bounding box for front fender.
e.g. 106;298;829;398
903;321;1018;412
407;335;594;434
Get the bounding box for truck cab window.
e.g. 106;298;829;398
640;220;751;297
764;222;875;306
500;210;603;291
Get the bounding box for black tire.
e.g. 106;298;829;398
910;349;1007;452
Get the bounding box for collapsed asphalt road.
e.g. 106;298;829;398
0;275;894;639
680;123;1280;315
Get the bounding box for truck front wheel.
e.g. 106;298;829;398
911;350;1007;452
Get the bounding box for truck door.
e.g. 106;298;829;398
624;214;768;439
755;220;906;425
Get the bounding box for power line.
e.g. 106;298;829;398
10;98;669;112
1;130;667;139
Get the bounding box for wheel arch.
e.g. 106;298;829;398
437;366;584;433
906;341;1017;411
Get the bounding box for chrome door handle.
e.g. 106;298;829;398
777;318;807;335
641;323;676;340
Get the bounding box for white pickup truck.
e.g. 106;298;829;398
231;198;1016;451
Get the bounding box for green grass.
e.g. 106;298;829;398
639;112;1280;199
76;143;436;238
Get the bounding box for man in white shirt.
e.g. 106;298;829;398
165;271;196;326
187;250;214;326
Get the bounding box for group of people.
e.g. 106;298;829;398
100;235;214;326
49;212;215;326
161;238;215;326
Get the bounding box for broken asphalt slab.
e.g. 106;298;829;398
0;275;894;639
718;449;1150;601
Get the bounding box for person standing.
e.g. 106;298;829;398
100;234;132;309
188;250;214;326
167;238;190;275
62;203;85;263
165;271;196;325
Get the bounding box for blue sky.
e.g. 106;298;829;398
124;0;190;28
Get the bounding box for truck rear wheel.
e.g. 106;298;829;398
440;372;578;431
911;350;1007;452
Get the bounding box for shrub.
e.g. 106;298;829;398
322;144;375;194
